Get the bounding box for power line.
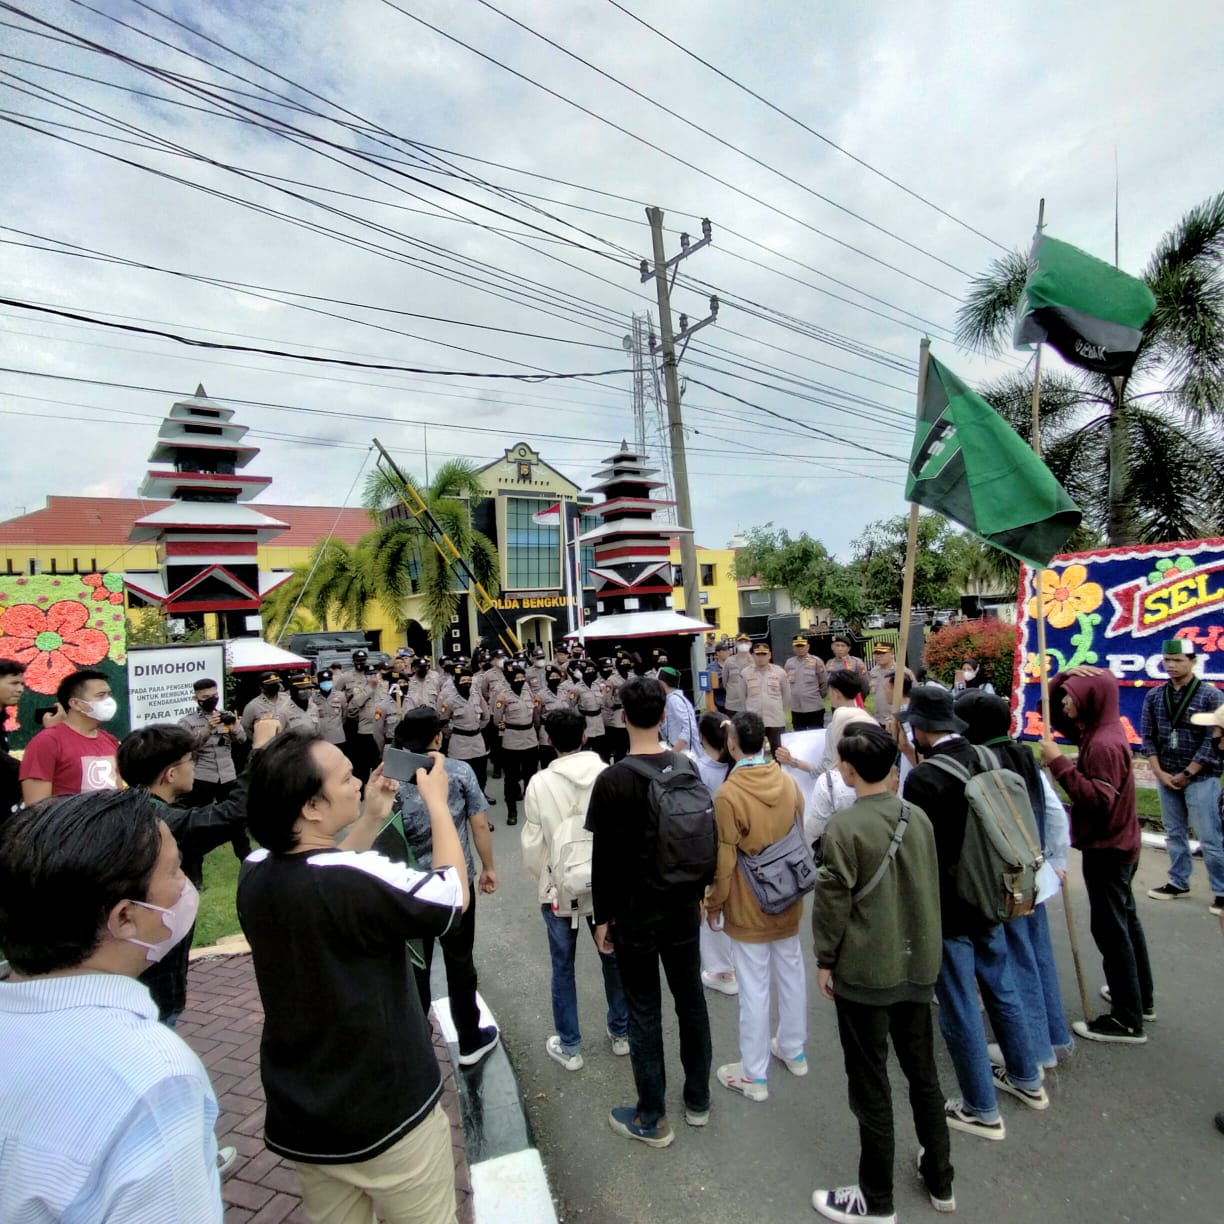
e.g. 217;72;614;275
603;0;1008;251
473;0;973;278
0;300;634;381
378;0;962;301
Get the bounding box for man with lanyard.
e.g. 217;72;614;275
659;667;700;754
1142;639;1224;914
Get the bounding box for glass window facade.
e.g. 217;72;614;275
578;512;597;589
506;497;560;590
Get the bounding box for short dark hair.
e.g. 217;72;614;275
245;730;326;854
698;711;730;759
828;670;865;701
0;789;163;975
56;667;108;712
885;671;914;698
193;677;218;693
544;708;584;753
0;657;26;678
838;724;897;783
832;635;851;647
731;710;765;756
394;707;441;752
620;676;666;729
117;724;195;787
34;706;59;727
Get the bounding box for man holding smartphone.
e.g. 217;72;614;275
378;708;500;1069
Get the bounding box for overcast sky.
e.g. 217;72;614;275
1;0;1219;559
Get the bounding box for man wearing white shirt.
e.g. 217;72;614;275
0;787;222;1223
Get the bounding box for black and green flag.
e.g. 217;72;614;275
906;354;1081;567
1014;233;1156;377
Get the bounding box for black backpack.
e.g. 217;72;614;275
622;754;718;888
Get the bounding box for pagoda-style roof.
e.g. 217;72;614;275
128;501;290;542
587;496;676;517
149;437;260;468
139;470;272;500
579;520;691;545
567;610;709;641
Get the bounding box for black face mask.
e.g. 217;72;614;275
291;688;309;710
601;667;614;678
414;665;429;677
261;683;281;698
198;696;219;713
583;670;598;686
547;678;561;693
510;679;526;695
458;681;472;696
617;663;632;677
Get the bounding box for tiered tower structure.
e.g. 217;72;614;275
122;385;291;636
576;442;708;646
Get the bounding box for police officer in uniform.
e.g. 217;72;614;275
494;662;540;826
601;656;632;762
309;668;347;747
722;633;754;718
785;634;829;730
742;642;791;757
241;672;309;735
345;664;386;783
570;661;606;758
477;649;509;779
537;666;571;768
526;647;549;694
441;665;495;818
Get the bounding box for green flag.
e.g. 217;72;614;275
906;354;1081;567
1014;233;1156;378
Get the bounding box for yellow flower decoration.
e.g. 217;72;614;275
1027;564;1104;629
1024;652;1045;679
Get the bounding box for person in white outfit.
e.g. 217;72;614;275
704;712;808;1102
521;708;629;1071
693;711;737;997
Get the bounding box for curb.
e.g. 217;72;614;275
430;959;558;1224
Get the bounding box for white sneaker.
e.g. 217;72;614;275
986;1042;1049;1079
811;1185;896;1222
769;1037;809;1077
545;1035;583;1071
716;1061;768;1101
702;970;739;996
217;1145;238;1177
607;1029;630;1057
915;1147;956;1213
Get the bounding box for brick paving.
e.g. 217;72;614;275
181;954;474;1224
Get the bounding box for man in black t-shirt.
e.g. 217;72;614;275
238;732;469;1223
586;677;712;1149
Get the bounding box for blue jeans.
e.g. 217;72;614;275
1002;904;1072;1066
542;905;628;1056
1158;776;1224;894
935;926;1040;1121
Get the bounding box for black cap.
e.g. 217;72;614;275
352;648;368;658
896;685;968;734
365;664;380;675
260;671;282;684
317;669;333;681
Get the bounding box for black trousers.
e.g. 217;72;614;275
414;890;482;1050
834;996;953;1215
613;904;711;1127
187;779;249;859
482;720;502;777
603;726;628;763
764;726;784;757
501;746;539;813
351;733;380;785
585;735;606;758
1081;848;1154;1031
791;708;826;730
539;744;557;769
461;753;488;796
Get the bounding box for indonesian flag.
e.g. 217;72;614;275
532;502;562;526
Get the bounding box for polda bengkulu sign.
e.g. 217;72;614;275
1015;538;1224;743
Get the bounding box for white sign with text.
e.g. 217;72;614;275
127;643;227;728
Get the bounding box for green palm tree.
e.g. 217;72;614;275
306;538;382;629
956;192;1224;546
362;459;501;635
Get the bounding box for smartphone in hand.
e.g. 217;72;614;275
382;746;436;784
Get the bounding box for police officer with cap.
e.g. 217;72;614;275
241;672;303;735
785;634;828;730
309;668;347;746
722;632;754;717
494;662;540;825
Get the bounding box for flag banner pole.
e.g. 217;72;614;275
1028;197;1094;1023
895;337;932;683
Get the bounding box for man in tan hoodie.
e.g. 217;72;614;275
705;711;808;1102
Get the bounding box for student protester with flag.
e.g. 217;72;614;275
1140;640;1224;915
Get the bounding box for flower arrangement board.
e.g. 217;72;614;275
0;572;129;748
1015;538;1224;742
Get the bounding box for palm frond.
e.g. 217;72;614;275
1124;407;1220;543
954;249;1030;354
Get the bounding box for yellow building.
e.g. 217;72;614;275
668;541;737;636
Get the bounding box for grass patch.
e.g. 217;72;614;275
193;844;243;947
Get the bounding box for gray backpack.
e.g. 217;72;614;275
927;745;1044;923
736;817;818;915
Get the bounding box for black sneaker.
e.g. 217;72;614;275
944;1100;1006;1141
1210;896;1224;916
458;1025;500;1067
1147;883;1190;900
1072;1015;1147;1044
1215;1111;1224;1136
1099;984;1157;1022
811;1185;896;1223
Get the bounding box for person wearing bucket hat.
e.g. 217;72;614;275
1141;639;1224;913
902;685;1047;1139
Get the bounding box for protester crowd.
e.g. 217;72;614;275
1;630;1222;1222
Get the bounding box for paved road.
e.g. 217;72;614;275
472;794;1224;1224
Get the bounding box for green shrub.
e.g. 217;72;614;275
923;618;1020;697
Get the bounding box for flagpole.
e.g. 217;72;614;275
560;500;576;638
1029;197;1093;1024
895;337;931;685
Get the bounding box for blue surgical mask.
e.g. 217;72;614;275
319;681;333;693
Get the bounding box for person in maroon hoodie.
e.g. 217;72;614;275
1040;666;1154;1044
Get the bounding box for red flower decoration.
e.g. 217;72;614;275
0;600;110;695
82;573;125;605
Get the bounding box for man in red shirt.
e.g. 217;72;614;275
20;668;120;804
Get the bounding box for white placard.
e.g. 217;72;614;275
779;728;826;805
127;642;228;729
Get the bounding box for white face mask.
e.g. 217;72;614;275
963;666;978;680
122;878;200;963
737;642;750;654
79;695;118;723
